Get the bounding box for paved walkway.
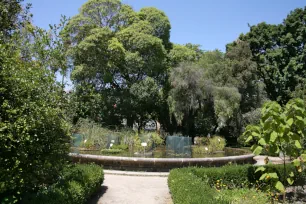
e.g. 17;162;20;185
88;173;172;204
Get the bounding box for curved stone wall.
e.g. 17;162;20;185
69;152;255;172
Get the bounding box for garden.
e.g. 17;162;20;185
1;0;306;203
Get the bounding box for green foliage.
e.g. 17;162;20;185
168;44;197;67
243;98;306;192
0;43;70;202
111;144;129;151
213;87;241;128
193;136;226;154
75;118;108;149
192;164;306;188
209;136;226;151
63;0;168;127
0;0;23;38
168;168;220;204
23;164;104;204
151;132;164;146
101;149;123;154
238;7;306;104
168;167;270;204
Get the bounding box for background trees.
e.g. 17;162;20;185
239;7;306;105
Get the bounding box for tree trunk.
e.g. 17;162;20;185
127;117;134;128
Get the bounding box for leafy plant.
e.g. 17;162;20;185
101;149;123;154
23;164;104;204
243;98;306;196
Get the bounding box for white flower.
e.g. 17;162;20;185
84;139;87;143
110;143;113;147
205;147;208;151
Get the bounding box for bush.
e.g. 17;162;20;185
209;136;226;151
111;144;129;151
101;149;123;154
0;45;70;202
169;164;306;204
192;164;306;188
168;168;221;204
23;164;104;204
193;136;226;154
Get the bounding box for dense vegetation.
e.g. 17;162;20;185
168;164;306;204
23;164;104;204
1;0;306;202
62;0;306;144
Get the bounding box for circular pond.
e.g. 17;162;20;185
70;147;254;172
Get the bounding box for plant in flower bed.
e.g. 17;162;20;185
242;98;306;199
100;149;123;154
168;164;306;204
193;136;226;154
22;163;104;204
168;166;270;204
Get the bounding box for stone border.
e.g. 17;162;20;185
69;152;255;172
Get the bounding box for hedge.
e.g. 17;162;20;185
192;164;306;188
22;164;104;204
168;164;306;204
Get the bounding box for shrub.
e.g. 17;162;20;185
169;164;306;204
23;164;104;204
101;149;123;154
193;136;226;154
215;188;269;204
151;132;164;146
111;144;129;151
192;164;306;188
168;168;221;204
75;118;108;149
168;168;268;204
0;44;70;202
208;136;226;151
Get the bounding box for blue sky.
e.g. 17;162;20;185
25;0;306;51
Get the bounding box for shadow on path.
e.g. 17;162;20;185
87;186;108;204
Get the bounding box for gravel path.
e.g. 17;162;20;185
87;174;173;204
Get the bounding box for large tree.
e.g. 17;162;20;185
240;7;306;104
63;0;170;127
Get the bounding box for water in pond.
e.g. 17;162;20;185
71;135;251;158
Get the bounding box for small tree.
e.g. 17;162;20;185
243;98;306;198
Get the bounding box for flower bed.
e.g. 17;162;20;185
168;164;306;204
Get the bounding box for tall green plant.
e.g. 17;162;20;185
243;98;306;195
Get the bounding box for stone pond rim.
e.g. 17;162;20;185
69;152;255;172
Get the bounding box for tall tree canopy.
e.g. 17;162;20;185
240;7;306;104
63;0;169;128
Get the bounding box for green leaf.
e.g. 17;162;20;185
293;159;300;167
268;173;278;179
270;131;277;142
291;133;300;140
289;171;294;177
245;136;253;143
275;181;285;192
287;118;293;126
301;154;306;161
253;146;263;155
255;167;266;173
252;132;260;137
259;173;267;180
295;140;302;149
287;178;294;185
258;138;266;145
